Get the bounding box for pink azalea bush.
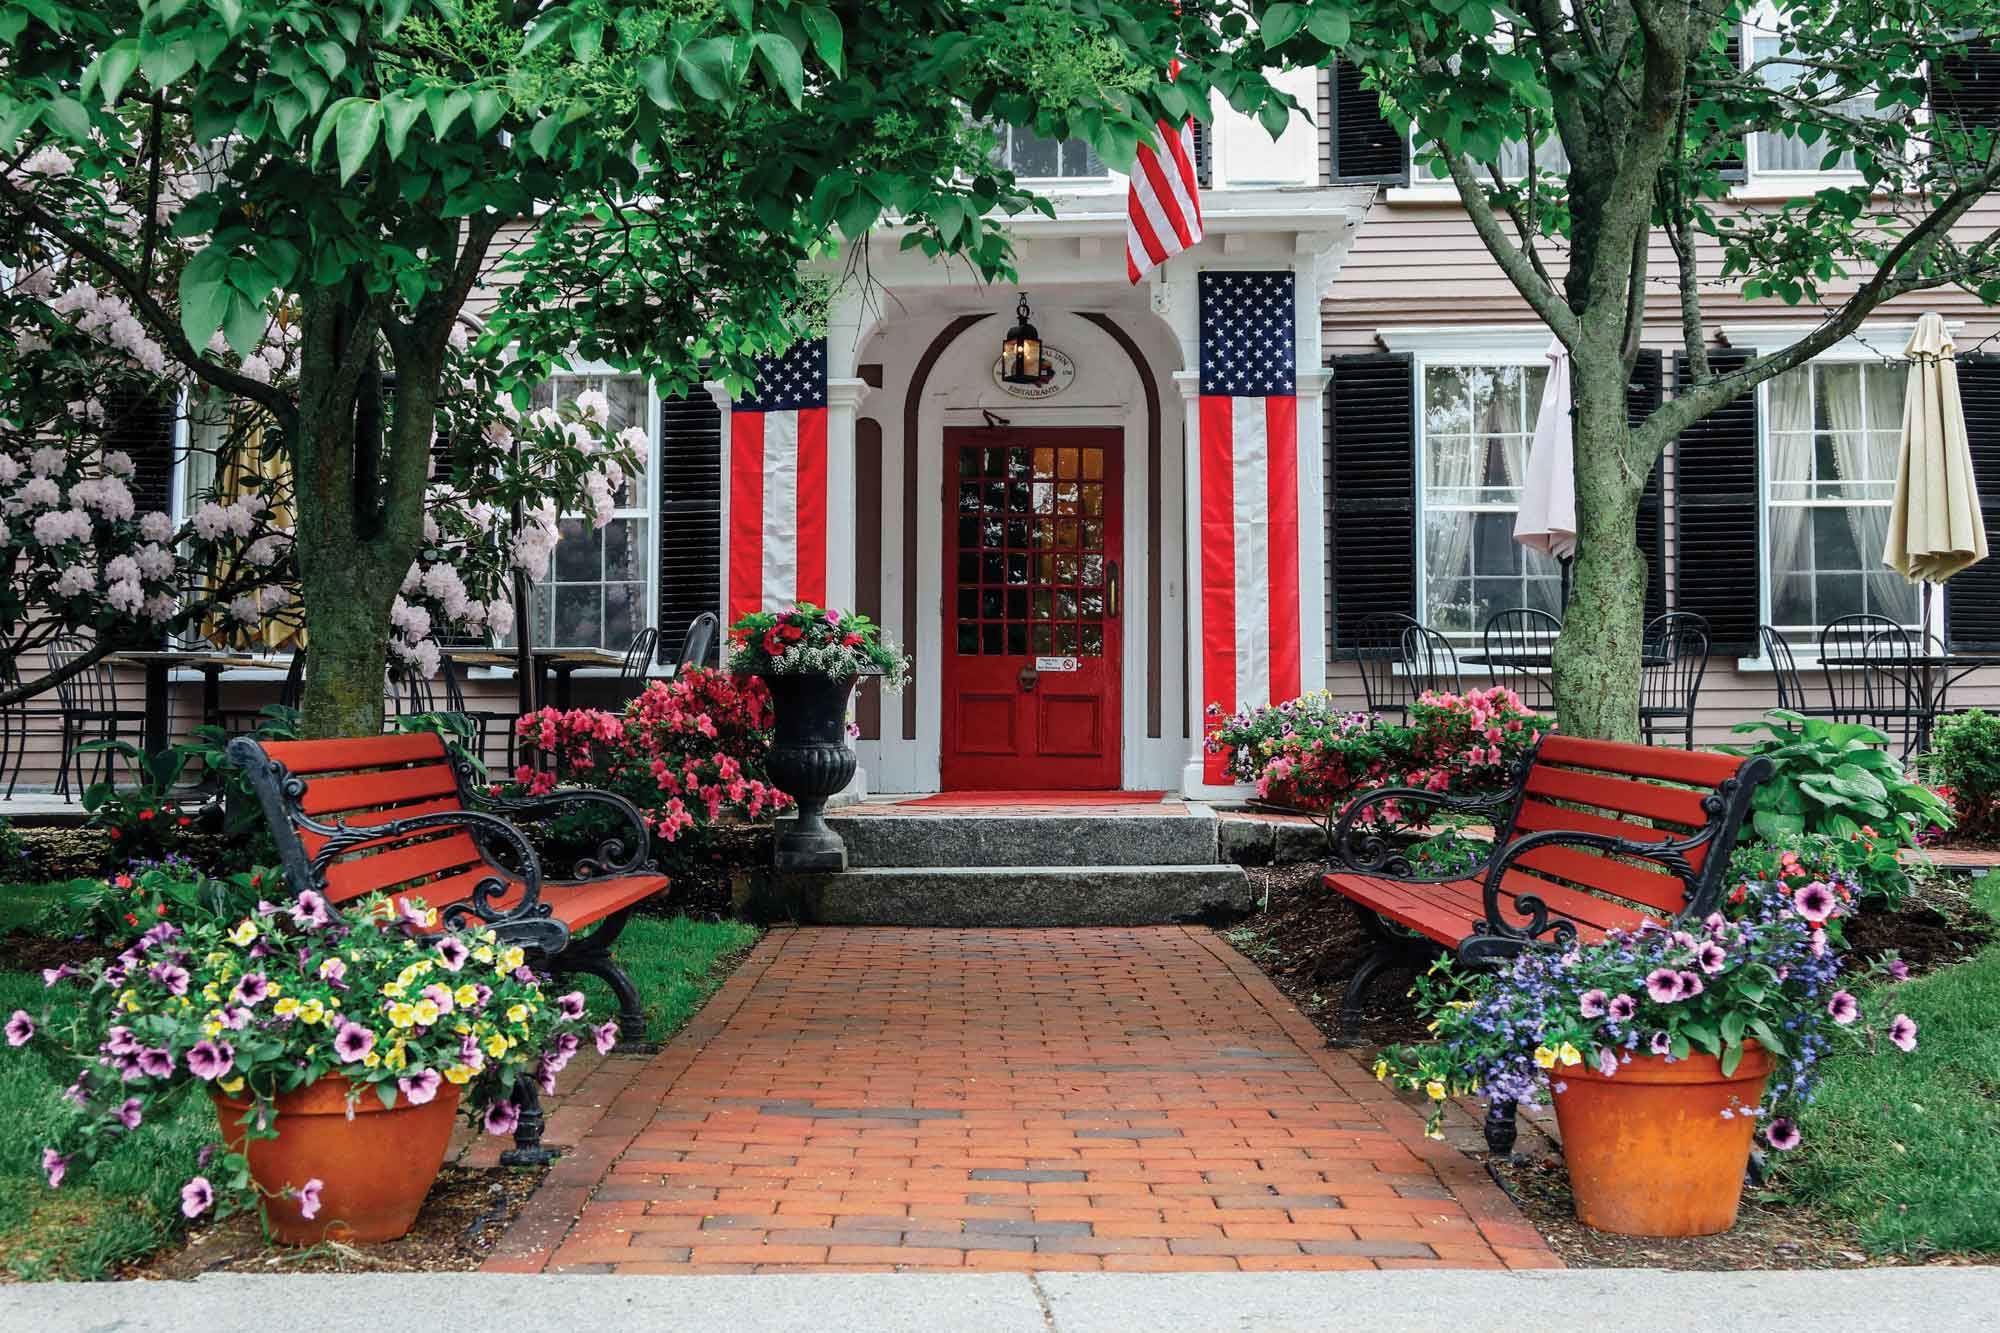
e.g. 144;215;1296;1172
509;668;791;867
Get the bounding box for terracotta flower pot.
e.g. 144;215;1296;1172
1550;1042;1774;1237
212;1075;462;1244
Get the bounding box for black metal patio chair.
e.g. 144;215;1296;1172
1481;607;1562;714
45;634;147;799
1640;612;1711;749
1819;614;1917;734
1760;625;1830;717
677;612;721;671
1353;612;1421;722
1400;623;1464;698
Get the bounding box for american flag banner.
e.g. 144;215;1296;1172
1126;67;1204;283
1199;271;1301;782
726;338;828;623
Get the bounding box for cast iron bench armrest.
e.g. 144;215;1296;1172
1459;826;1714;965
301;805;556;936
469;784;655;882
1329;783;1520;882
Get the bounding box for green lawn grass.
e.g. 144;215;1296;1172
0;899;755;1279
1782;875;2000;1255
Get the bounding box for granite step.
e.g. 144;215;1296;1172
733;863;1253;927
813;811;1220;869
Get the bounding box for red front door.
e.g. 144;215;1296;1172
941;427;1124;790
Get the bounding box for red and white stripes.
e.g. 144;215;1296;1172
1126;68;1204;284
724;339;828;623
1199;395;1302;736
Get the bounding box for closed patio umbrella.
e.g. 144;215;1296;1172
1884;313;1987;647
1514;336;1576;600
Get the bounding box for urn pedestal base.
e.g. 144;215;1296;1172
763;673;861;873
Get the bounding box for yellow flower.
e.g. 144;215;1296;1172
274;996;301;1018
473;946;494;964
1558;1042;1583;1067
384;1045;408;1072
201;983;220;1003
363;1051;381;1068
412;1000;441;1026
1426;1080;1448;1101
506;1003;529;1024
1533;1045;1558;1069
228;919;258;947
444;1064;475;1085
1424;1123;1446;1142
218;1076;244;1094
298;999;326;1025
1372;1059;1390;1081
499;946;525;971
483;1034;511;1059
202;1021;223;1038
454;985;479;1007
382;981;406;999
388;1002;418;1029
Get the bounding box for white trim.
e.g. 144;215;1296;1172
1719;319;1952;358
1380;326;1555;360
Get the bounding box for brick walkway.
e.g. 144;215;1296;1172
485;927;1558;1274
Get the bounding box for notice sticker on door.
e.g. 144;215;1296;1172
1035;655;1080;673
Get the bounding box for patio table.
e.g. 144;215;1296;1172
1860;651;2000;753
107;650;261;762
1458;651;1669;669
531;647;628;709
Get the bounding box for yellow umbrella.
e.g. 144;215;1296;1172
199;418;307;653
1885;314;1987;587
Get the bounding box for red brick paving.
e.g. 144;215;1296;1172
484;926;1559;1274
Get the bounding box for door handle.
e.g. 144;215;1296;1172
1107;561;1120;618
1017;665;1039;692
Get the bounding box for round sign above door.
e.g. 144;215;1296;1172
991;345;1075;399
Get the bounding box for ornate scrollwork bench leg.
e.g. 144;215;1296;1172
551;906;655;1054
501;1074;556;1167
1330;905;1445;1048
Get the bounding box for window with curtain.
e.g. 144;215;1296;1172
1764;360;1918;633
526;374;653;651
1418;362;1563;637
993;125;1108;180
1747;31;1892;174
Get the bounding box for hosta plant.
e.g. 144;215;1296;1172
8;890;614;1226
1375;876;1918;1152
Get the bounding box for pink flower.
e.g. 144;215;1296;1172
1644;968;1682;1003
1793;882;1837;923
186;1040;234;1081
593;1020;619;1055
1594;1047;1620;1078
1578;989;1608;1019
42;1148;68;1188
1607;994;1637;1022
180;1176;214;1218
1888;1013;1919;1053
296;1178;324;1220
1696;942;1727;974
5;1010;33;1046
1826;990;1859;1025
398;1068;443;1106
555;991;586;1021
483;1100;521;1136
1765;1118;1802;1151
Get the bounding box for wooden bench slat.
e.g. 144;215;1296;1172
1504;842;1691;917
321;833;486;902
297;763;461;816
1492;869;1660;934
263;732;448;775
1523;765;1714;830
297;797;466;852
1535;735;1746;787
403;870;667;933
1512;797;1713;874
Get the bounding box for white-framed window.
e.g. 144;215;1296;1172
1411;351;1564;638
1742;7;1899;181
994;125;1109;182
1760;357;1917;636
526;372;658;652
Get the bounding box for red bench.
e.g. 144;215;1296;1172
228;731;668;1161
1324;735;1772;1153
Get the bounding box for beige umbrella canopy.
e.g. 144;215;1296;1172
1884;314;1988;600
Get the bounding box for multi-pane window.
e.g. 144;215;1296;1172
994;125;1108;180
953;443;1110;658
528;374;652;651
1747;32;1892;174
1764;361;1917;632
1418;362;1563;636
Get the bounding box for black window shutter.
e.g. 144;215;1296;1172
103;381;177;517
1627;349;1668;622
1714;29;1746;182
1327;352;1416;651
1931;37;2000;132
1671;350;1759;653
1329;60;1409;185
1945;356;2000;649
1190;117;1212;189
657;391;723;663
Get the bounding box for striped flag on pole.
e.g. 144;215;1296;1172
726;338;828;623
1126;66;1204;283
1198;271;1300;783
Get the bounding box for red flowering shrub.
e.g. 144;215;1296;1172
510;668;791;870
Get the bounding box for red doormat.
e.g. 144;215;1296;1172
900;789;1168;808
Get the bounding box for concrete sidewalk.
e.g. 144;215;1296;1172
4;1269;1997;1332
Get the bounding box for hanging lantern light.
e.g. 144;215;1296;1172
999;293;1043;385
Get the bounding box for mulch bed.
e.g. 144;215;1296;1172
133;1163;547;1278
1229;860;1996;1271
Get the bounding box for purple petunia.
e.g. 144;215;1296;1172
1888;1013;1919;1053
289;890;332;930
1578;989;1608;1019
398;1068;443;1106
137;1048;175;1078
41;963;77;986
483;1099;520;1136
149;963;190;996
592;1021;619;1055
1887;959;1910;982
187;1040;234;1081
1826;990;1860;1026
180;1176;214;1218
5;1010;34;1046
555;991;587;1021
1696;942;1727;974
104;1026;139;1056
1649;1030;1673;1056
232;973;270;1006
1645;968;1683;1003
1608;994;1637;1022
1595;1046;1620;1077
421;984;455;1015
221;1006;252;1031
1793;882;1836;924
332;1022;376;1064
42;1147;68;1188
534;1061;559;1095
436;937;470;971
1765;1118;1802;1151
113;1096;144;1131
1677;971;1705;999
296;1178;324;1220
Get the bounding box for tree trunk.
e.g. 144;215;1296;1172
298;560;399;736
1551;354;1649;742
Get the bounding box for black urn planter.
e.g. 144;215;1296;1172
763;671;862;871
